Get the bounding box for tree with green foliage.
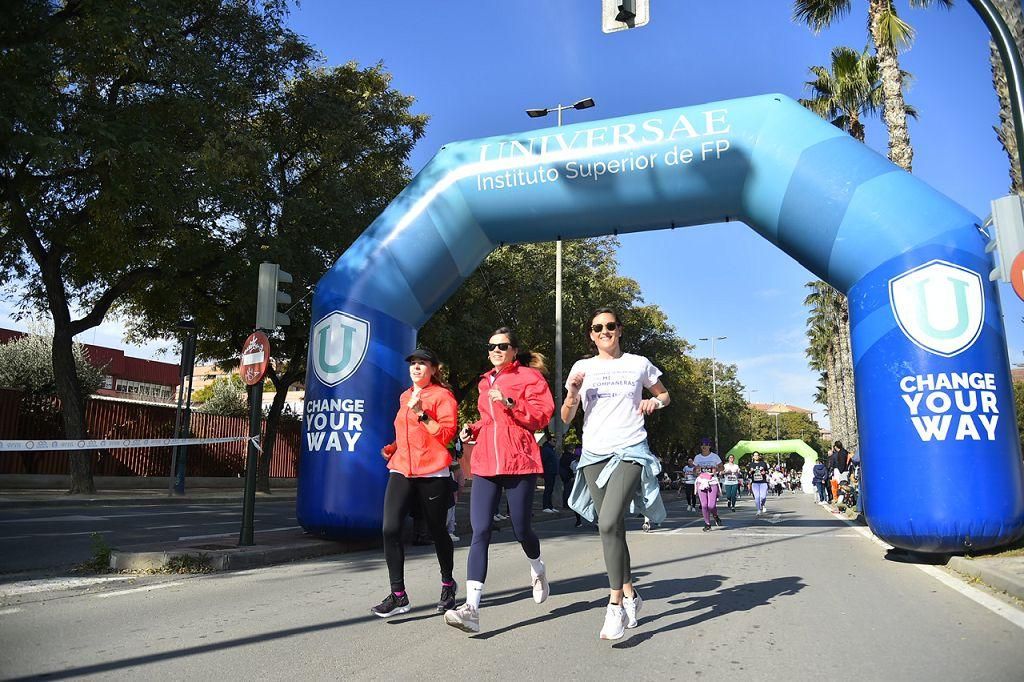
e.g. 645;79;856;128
196;375;248;418
793;0;953;172
1;0;313;492
0;330;104;416
123;62;427;492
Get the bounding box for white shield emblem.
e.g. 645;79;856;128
311;311;370;386
888;260;984;358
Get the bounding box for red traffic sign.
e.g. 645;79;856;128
240;332;270;386
1012;251;1024;302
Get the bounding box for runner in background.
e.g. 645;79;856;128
682;457;697;511
444;327;555;635
722;454;740;510
694;438;722;531
563;307;669;641
749;452;770;515
372;348;458;618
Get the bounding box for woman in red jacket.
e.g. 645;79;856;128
443;327;555;634
371;347;459;619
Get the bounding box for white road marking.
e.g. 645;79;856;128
0;515;111;524
95;582;185;599
177;525;299;541
145;524;189;530
1;575;134;597
0;607;23;615
822;505;1024;631
0;529;113;541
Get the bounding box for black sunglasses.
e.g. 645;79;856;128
486;342;512;352
590;322;620;333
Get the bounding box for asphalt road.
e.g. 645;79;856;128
2;492;1022;680
0;499;298;574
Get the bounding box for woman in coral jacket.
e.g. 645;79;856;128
443;327;555;634
371;347;459;619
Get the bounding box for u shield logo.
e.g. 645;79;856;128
311;312;370;386
889;260;984;358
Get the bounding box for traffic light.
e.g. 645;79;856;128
256;262;292;329
987;194;1024;282
602;0;649;33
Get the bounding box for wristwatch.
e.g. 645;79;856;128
418;412;430;422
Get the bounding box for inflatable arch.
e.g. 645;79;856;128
298;94;1024;553
725;440;822;495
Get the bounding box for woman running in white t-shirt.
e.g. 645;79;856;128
563;307;670;641
722;454;740;510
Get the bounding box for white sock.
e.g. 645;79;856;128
466;580;484;609
529;556;545;577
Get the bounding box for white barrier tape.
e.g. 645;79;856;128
0;436;255;452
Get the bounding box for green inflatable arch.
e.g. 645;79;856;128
725;440;822;494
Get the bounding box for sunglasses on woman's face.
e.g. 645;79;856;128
590;322;619;333
486;342;512;352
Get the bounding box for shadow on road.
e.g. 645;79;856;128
612;575;806;649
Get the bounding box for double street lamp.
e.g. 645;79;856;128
698;335;727;451
525;97;595;455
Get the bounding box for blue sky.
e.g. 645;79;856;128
3;1;1020;426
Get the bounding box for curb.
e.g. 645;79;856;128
947;556;1024;602
109;533;378;572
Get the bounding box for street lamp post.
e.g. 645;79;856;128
525;98;595;456
767;408;781;467
747;389;758;437
698;336;727;451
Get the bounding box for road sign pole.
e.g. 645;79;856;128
240;380;263;547
238;330;270;547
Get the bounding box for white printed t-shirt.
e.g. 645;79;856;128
566;353;662;456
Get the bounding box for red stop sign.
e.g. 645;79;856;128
1012;251;1024;302
240;332;270;386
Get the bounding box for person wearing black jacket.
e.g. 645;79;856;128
812;457;828;503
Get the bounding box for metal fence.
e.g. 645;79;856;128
0;390;299;477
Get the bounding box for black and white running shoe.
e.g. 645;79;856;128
371;592;411;618
437;581;458;613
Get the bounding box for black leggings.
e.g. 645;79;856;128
685;482;697;507
467;474;540;582
382;472;454;592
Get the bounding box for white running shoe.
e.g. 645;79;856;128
443;603;480;633
532;570;549;604
623;591;643;629
599;603;628;640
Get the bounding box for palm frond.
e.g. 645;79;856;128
793;0;854;33
876;6;916;52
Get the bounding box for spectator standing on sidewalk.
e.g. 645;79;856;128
812;457;828;504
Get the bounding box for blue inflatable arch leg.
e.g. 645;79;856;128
298;94;1024;553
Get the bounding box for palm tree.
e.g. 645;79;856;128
793;0;954;172
804;280;859;449
800;45;918;143
989;0;1024;195
800;46;883;142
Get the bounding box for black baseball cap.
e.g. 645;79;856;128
405;347;440;365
